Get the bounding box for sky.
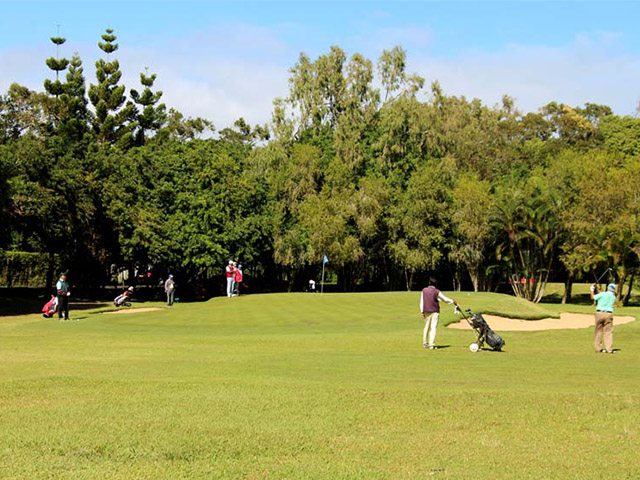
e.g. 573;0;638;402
1;0;639;129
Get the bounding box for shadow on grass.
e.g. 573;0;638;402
48;315;91;322
540;293;593;305
541;293;640;307
0;297;109;317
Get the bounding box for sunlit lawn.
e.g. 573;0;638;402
1;292;639;479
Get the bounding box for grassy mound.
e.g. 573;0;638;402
1;292;639;479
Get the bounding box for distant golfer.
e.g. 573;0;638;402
233;264;243;296
114;286;134;307
420;277;455;349
225;261;236;297
590;282;616;354
56;272;71;322
165;274;175;306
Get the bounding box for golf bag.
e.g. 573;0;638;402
463;308;505;352
42;295;58;318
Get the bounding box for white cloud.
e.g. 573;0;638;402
2;26;640;133
0;45;51;93
0;24;295;130
113;26;294;128
348;25;432;53
142;60;289;127
409;33;640;115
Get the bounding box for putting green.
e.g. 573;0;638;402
1;292;639;479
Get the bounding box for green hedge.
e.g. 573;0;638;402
0;251;58;288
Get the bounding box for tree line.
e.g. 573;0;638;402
1;31;639;302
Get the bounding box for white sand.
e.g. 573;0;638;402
447;312;636;331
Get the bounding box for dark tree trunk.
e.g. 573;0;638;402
562;275;573;304
286;269;297;292
616;271;626;304
623;274;634;305
127;265;135;287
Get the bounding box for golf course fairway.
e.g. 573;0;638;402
1;292;639;479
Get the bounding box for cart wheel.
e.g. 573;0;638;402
469;343;480;353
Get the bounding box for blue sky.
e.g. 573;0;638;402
2;1;639;128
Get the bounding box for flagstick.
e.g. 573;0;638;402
321;261;325;296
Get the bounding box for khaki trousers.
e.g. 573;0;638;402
594;311;614;352
423;312;439;347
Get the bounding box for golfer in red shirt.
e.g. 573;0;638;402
225;261;236;297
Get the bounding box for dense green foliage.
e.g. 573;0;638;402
0;251;58;287
1;293;639;478
1;33;639;300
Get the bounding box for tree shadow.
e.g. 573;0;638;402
0;298;109;317
540;293;594;305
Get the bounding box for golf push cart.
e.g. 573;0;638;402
456;304;505;352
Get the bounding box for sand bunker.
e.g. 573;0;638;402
101;307;165;315
448;312;636;331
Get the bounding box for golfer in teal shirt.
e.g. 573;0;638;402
590;283;616;354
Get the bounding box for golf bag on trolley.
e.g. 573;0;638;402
42;295;58;318
461;307;505;352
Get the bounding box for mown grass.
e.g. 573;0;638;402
1;292;639;479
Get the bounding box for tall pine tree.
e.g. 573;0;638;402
43;32;88;145
88;28;134;146
60;53;89;143
130;68;167;144
43;30;70;134
44;31;69;98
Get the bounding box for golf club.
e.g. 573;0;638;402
595;268;613;284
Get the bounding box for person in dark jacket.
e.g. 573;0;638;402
56;272;71;321
419;277;456;349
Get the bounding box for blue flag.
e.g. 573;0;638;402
323;254;329;264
